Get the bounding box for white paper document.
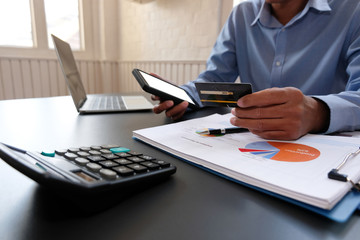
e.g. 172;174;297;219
133;113;360;209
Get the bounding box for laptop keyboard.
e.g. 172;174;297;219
90;96;126;110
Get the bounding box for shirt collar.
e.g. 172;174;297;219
251;0;332;27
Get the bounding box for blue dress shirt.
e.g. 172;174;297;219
182;0;360;134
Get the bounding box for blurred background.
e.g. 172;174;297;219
0;0;242;100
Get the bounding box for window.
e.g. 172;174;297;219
0;0;33;47
0;0;119;62
44;0;81;50
0;0;81;50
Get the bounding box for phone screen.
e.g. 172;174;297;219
139;71;195;105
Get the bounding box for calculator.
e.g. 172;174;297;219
0;143;176;207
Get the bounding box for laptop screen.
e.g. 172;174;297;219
52;34;87;110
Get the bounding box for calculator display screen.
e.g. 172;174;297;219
74;171;97;182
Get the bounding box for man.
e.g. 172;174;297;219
152;0;360;140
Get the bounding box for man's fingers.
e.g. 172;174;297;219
165;101;188;119
231;103;302;119
151;95;161;101
149;73;166;80
153;100;174;114
237;87;302;108
153;100;188;121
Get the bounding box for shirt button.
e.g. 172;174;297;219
276;61;281;66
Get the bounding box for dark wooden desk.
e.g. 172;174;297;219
0;96;359;240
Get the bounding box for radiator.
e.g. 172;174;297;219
0;58;206;100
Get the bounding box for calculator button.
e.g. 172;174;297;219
127;164;148;173
141;155;155;161
55;149;68;155
87;155;105;162
86;162;102;172
64;152;78;160
101;144;120;149
110;147;130;153
152;160;170;168
116;152;132;158
41;150;55;157
141;161;160;170
98;160;119;168
90;145;101;150
89;150;101;155
100;149;112;154
74;157;90;166
79;147;91;152
77;151;90;157
68;148;80;153
113;166;134;176
114;159;132;165
102;153;119;160
128;151;142;156
99;169;117;180
127;156;144;163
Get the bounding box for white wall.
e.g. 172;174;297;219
119;0;232;61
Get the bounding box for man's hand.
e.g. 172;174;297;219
152;95;189;120
230;87;330;140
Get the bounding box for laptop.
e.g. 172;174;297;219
51;34;154;113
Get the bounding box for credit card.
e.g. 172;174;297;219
195;82;252;107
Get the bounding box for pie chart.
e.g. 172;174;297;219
239;141;320;162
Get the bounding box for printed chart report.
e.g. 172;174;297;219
133;113;360;210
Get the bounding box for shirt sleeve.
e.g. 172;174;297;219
314;13;360;133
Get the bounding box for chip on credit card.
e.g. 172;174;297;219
195;82;252;107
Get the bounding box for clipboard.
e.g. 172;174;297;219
132;113;360;223
133;136;360;222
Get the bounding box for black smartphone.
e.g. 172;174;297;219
132;68;199;109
